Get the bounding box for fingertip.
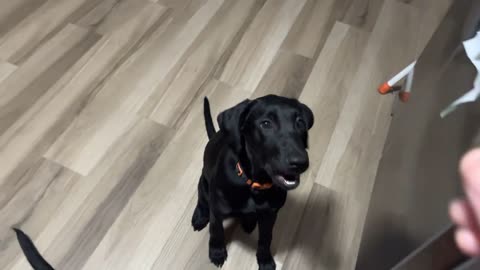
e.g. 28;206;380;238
455;227;480;256
460;149;480;177
450;199;469;226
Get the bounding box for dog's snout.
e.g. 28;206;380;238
287;154;309;173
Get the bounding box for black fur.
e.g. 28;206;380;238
13;228;54;270
193;95;314;269
204;97;216;139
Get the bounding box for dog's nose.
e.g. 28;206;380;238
287;154;309;173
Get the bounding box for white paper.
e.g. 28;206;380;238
441;31;480;118
440;87;480;117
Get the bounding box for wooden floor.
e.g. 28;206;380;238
0;0;451;269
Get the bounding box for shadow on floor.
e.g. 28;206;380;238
223;185;342;269
355;215;418;269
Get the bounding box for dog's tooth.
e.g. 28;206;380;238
284;179;295;185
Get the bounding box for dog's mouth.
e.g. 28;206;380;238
273;174;300;190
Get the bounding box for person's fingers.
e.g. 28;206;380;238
450;199;474;228
460;149;480;227
455;227;480;256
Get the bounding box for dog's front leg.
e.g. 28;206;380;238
209;211;227;267
257;211;277;270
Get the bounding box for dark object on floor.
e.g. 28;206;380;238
192;95;314;269
13;228;55;270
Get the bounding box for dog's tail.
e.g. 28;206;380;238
13;228;55;270
204;97;216;139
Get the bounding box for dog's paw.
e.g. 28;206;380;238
241;217;257;234
257;252;276;270
209;245;227;267
191;207;209;231
258;260;276;270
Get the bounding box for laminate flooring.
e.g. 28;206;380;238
0;0;452;269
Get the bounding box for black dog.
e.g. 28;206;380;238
192;95;314;270
12;96;313;270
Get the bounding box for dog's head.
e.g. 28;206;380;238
218;95;314;190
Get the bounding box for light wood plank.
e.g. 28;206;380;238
74;0;126;28
282;184;337;270
154;0;204;7
149;0;262;127
137;0;218;117
0;61;16;83
0;24;99;135
342;0;385;31
10;120;172;270
76;0;162;35
299;22;369;181
83;0;217;115
42;0;221;176
0;17;179;194
0;27;104;190
149;193;214;269
95;0;161;34
252;50;313;99
155;0;208;26
44;5;172;176
45;108;140;174
81;80;251;270
0;0;47;39
0;0;101;64
282;0;344;58
153;0;206;13
0;159;78;269
218;0;307;92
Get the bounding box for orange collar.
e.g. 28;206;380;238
236;162;272;190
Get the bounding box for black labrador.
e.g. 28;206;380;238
193;95;314;270
12;95;313;270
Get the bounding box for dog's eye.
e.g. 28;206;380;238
260;120;272;129
296;118;306;130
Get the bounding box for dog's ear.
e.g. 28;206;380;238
217;99;252;151
299;102;314;130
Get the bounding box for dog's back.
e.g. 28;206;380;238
13;228;54;270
